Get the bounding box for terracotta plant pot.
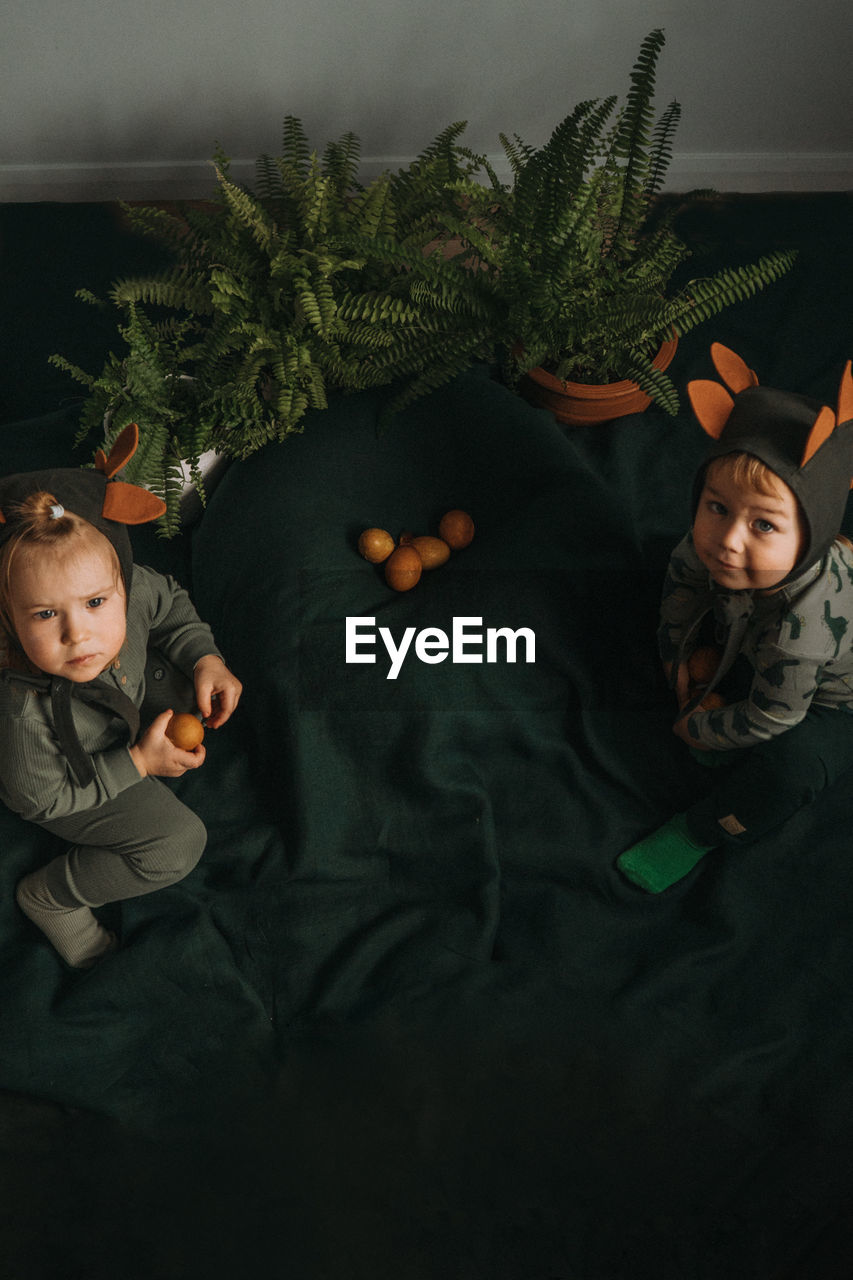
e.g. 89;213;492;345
520;334;679;426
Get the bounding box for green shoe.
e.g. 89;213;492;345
617;813;716;893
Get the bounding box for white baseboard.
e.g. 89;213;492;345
663;152;853;194
0;160;227;203
1;152;851;203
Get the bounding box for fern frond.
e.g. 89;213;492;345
607;28;666;253
396;121;472;190
296;277;341;337
499;132;537;178
254;153;281;206
322;130;363;198
614;26;666;165
379;335;492;426
48;353;98;390
623;352;680;414
348;175;397;240
300;158;334;245
281;115;311;174
507;97;616;260
211;143;231;180
72;287;106;308
670;250;799;335
118;201;195;255
215;167;279;255
646;99;681;197
110;271;213;315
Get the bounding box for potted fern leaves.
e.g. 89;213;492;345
51;120;497;532
52;28;799;532
438;27;797;424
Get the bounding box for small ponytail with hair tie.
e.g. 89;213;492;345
9;491;75;536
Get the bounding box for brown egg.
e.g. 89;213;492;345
358;527;395;564
411;535;451;570
687;645;722;685
438;509;474;550
697;691;726;712
166;713;205;750
384;545;423;592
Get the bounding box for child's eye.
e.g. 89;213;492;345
754;519;775;534
35;609;55;621
87;597;105;609
708;500;726;515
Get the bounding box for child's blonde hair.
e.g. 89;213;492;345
705;451;786;500
0;493;122;649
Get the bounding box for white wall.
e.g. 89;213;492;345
2;0;851;200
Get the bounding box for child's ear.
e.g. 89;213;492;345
687;380;734;439
710;343;759;394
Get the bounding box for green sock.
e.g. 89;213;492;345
617;813;716;893
16;869;117;969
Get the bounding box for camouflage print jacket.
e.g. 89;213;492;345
658;533;853;750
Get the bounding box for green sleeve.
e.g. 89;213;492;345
0;711;142;824
133;565;224;676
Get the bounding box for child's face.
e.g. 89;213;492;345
9;541;126;681
693;465;804;592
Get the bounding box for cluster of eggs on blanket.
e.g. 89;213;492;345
357;510;475;592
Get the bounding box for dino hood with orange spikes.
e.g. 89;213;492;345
0;424;166;594
688;344;853;588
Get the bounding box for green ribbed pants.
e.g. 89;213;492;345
36;778;207;909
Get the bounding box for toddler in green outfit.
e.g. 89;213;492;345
0;425;242;966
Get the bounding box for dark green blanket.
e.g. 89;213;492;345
2;196;853;1278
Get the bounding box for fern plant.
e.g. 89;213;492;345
430;27;797;413
51;29;798;533
51;119;499;530
51;300;213;536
